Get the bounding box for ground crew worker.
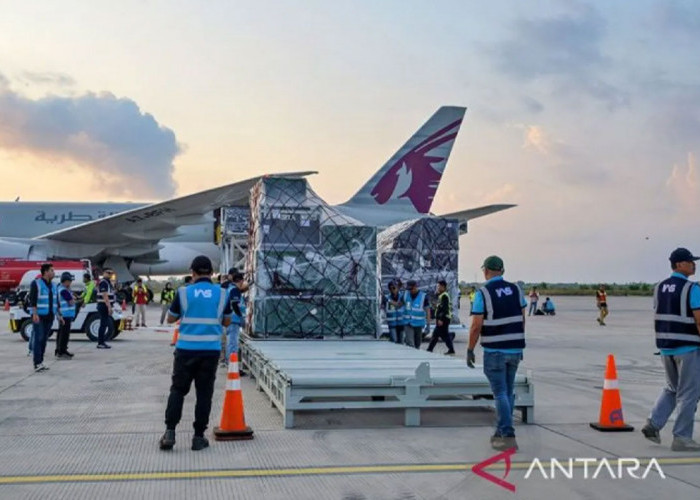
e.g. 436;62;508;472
83;273;97;303
133;278;149;327
225;272;248;370
403;280;430;349
160;282;175;325
468;286;476;304
160;255;233;452
642;248;700;452
96;268;115;349
385;281;406;344
427;280;455;355
55;272;76;359
528;286;539;316
467;255;527;451
596;284;608;326
28;263;56;372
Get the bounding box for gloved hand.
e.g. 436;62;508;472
467;349;476;368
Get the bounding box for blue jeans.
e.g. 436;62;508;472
226;323;240;362
649;349;700;439
32;314;54;366
528;302;538;316
388;325;404;344
483;351;522;437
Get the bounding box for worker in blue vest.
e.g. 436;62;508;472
642;248;700;452
96;268;116;349
403;280;430;349
468;255;527;451
225;271;249;373
160;255;233;452
55;272;76;359
385;281;406;344
28;263;56;372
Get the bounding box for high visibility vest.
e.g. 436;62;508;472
34;278;56;316
175;282;227;351
403;291;427;328
654;276;700;349
96;279;115;304
479;280;526;349
57;284;76;319
385;293;406;327
228;287;246;326
84;280;97;303
161;289;175;303
437;291;452;320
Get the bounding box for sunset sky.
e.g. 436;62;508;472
1;0;699;282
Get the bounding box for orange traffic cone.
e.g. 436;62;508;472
3;299;9;311
169;322;179;346
590;354;634;432
214;353;254;441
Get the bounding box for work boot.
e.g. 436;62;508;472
159;430;176;450
191;436;209;451
490;433;502;445
56;353;72;360
445;350;456;356
96;343;111;349
671;437;700;452
64;351;74;358
641;419;661;444
501;436;519;451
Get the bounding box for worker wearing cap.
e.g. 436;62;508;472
28;263;56;372
403;280;430;349
55;272;76;359
96;268;115;349
160;255;233;452
468;255;527;451
642;248;700;452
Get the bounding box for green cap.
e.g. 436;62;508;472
482;255;504;271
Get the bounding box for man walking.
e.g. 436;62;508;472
96;268;115;349
596;284;608;326
641;248;700;451
385;281;405;344
528;287;539;316
403;280;430;349
160;282;175;325
426;280;455;355
28;263;56;372
133;278;149;327
160;255;233;452
467;255;527;451
55;272;76;359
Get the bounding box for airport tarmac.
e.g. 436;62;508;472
0;297;699;500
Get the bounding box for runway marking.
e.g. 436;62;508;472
1;457;700;485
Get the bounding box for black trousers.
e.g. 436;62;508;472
97;303;110;344
56;318;72;354
427;319;454;353
164;351;219;435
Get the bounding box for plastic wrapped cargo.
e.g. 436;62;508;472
377;217;460;321
245;177;379;338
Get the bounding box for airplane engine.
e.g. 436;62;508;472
0;239;35;259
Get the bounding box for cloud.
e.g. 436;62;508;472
653;1;700;38
0;72;8;90
666;152;699;214
0;86;181;198
490;5;629;110
523;125;551;155
18;71;75;88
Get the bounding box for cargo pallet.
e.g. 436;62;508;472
240;339;534;428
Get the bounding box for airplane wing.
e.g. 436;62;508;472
34;172;316;245
438;204;516;234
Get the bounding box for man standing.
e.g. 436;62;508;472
528;287;539;316
468;255;527;451
385;281;405;344
427;280;455;355
596;284;608;326
160;282;175;325
403;280;430;349
133;278;149;327
28;263;56;372
642;248;700;451
55;272;76;359
96;268;115;349
160;255;232;452
225;272;248;369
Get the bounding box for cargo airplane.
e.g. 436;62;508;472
0;106;514;279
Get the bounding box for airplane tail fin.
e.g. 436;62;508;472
342;106;466;215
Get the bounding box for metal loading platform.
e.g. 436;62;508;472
240;340;535;428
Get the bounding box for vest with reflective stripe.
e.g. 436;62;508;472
57;284;76;319
385;293;406;327
437;291;452;320
35;278;56;316
176;282;227;351
479;280;526;349
654;276;700;349
96;279;115;304
403;291;427;327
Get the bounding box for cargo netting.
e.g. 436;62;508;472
377;217;460;321
245;177;379;338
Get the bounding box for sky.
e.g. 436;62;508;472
0;0;699;283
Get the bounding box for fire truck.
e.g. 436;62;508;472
0;258;91;305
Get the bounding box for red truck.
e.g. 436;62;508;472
0;258;91;305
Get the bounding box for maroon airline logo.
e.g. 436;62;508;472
471;448;517;492
370;119;461;214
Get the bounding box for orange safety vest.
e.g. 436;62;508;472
597;290;607;303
